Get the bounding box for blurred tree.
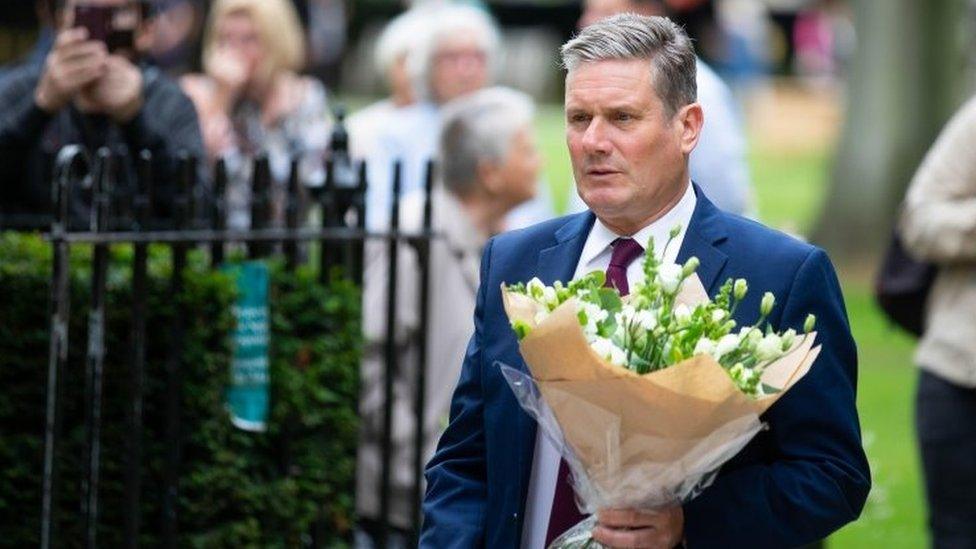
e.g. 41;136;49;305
812;0;971;262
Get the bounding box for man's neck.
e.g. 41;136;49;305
601;180;690;236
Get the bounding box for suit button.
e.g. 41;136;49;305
511;512;519;523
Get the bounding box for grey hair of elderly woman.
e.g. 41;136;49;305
438;87;535;196
408;3;501;102
373;7;430;80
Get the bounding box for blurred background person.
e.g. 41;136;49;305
181;0;330;229
362;2;499;230
140;0;207;76
0;0;57;79
306;0;348;89
357;86;540;548
347;7;427;163
571;0;755;217
0;0;206;227
899;95;976;549
362;2;555;231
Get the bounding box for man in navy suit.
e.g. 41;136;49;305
421;14;870;548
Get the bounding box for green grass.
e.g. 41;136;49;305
528;105;927;547
536;104;573;214
831;281;925;548
749;145;831;236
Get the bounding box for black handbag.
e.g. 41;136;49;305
874;231;937;337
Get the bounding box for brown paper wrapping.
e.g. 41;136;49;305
502;276;820;506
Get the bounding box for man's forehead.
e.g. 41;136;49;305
567;59;653;89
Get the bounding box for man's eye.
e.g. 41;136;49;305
614;112;634;122
569;113;590;124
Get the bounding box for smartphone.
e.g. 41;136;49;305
74;4;138;53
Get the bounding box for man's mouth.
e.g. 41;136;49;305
586;167;622;177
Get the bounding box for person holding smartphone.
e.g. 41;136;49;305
0;0;206;228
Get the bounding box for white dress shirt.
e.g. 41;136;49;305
520;182;698;548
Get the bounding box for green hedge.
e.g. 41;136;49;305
0;234;359;547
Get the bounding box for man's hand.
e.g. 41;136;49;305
77;55;144;124
592;506;684;549
35;27;107;113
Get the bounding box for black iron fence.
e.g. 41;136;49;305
12;143;437;548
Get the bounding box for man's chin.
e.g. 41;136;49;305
579;190;628;215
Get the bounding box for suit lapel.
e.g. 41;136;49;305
535;211;596;286
676;186;729;294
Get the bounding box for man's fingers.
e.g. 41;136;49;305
58;59;108;90
597;508;663;528
54;27;89;47
592;525;662;548
57;41;107;64
63;64;105;88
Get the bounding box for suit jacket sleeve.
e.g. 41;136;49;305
682;248;871;547
419;239;494;548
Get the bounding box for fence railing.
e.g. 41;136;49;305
19;143;437;548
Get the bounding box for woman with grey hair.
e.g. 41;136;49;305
357;3;506;230
357;86;540;548
347;7;429;160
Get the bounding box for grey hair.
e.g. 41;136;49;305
560;14;697;116
439;87;535;195
408;3;501;102
373;8;430;78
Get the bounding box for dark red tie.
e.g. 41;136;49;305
545;237;645;545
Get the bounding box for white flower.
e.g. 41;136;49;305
781;329;797;351
693;338;716;356
658;263;684;294
526;277;546;300
740;327;762;346
591;336;627;366
733;279;748;300
714;334;740;359
618;304;637;321
760;292;776;316
711;309;727;323
542;286;559;308
673;304;691;325
579;301;608;334
634;310;658;331
804;314;817;333
756;333;784;361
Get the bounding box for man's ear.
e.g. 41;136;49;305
676;102;704;155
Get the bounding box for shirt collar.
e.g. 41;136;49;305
578;181;697;267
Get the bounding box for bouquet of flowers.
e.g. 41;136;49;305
500;227;821;548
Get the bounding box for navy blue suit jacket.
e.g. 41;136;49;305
420;189;870;548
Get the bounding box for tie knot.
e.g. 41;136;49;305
609;238;644;268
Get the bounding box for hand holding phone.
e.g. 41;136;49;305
35;27;108;112
73;4;138;53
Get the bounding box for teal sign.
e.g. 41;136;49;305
223;261;270;432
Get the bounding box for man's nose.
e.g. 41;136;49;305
581;118;612;155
